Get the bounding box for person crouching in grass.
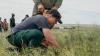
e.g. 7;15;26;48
6;9;62;51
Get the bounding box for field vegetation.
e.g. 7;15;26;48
0;26;100;56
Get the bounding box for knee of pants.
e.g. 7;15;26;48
28;39;42;48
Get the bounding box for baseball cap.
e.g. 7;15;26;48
46;9;63;24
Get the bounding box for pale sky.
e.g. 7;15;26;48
0;0;100;24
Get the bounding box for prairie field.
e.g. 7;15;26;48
0;26;100;56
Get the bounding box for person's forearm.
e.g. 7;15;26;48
48;38;60;48
46;33;60;48
41;37;60;48
43;29;60;48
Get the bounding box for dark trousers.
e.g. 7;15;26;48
6;29;44;48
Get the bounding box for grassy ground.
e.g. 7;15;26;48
0;26;100;56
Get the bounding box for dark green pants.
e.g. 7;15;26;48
7;29;44;48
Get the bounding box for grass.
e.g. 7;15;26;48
0;26;100;56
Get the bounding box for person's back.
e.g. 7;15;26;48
12;15;51;33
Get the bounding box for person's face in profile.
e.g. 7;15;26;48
47;14;57;25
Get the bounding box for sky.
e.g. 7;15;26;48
0;0;100;24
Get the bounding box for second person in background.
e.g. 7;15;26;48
32;0;63;16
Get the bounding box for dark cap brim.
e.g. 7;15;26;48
58;19;63;24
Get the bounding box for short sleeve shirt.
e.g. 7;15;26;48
12;15;53;33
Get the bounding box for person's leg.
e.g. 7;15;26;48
7;32;23;48
32;3;38;16
26;29;44;48
7;29;44;48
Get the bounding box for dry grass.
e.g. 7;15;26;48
0;26;100;56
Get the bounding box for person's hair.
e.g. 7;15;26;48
46;9;61;20
45;9;62;24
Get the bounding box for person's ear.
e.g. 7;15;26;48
46;14;51;19
49;14;53;18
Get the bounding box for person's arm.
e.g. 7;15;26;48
52;0;63;9
42;28;60;48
